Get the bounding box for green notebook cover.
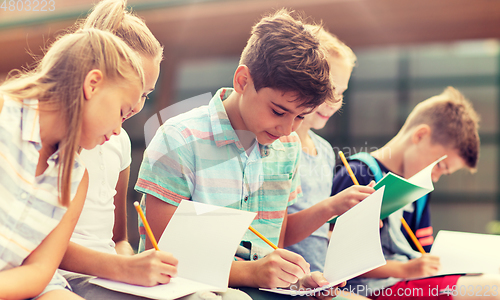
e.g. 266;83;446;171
327;173;431;223
328;155;446;224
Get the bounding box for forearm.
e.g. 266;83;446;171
115;240;135;256
360;260;406;278
0;264;52;300
284;200;335;247
60;242;127;281
228;260;257;287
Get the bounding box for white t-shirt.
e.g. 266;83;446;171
70;129;132;254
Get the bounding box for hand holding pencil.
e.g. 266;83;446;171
328;151;376;217
132;201;179;286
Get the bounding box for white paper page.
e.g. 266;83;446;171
261;187;386;296
407;155;447;189
158;200;257;289
431;230;500;275
90;277;218;300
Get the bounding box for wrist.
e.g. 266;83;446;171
229;260;259;287
109;254;130;282
325;196;340;217
396;261;408;278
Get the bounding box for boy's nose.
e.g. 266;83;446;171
431;170;442;183
278;120;294;136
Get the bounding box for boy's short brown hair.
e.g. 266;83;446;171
402;86;480;170
239;9;333;108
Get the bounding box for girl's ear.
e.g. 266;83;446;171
233;65;251;94
83;69;104;101
411;124;432;145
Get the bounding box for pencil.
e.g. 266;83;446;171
400;217;426;254
339;151;359;186
248;226;278;250
134;201;160;251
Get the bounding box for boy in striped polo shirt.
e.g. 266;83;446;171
136;9;370;297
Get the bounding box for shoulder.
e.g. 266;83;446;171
278;132;302;159
309;131;334;154
278;132;301;144
159;105;211;140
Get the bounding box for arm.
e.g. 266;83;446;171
361;254;440;279
60;184;177;286
112;166;134;255
0;171;88;300
144;194;177;251
284;184;375;247
60;241;177;286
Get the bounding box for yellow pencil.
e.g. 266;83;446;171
134;201;160;251
339;151;359;186
248;226;278;250
400;217;426;254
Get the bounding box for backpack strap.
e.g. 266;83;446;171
415;195;428;226
348;152;384;182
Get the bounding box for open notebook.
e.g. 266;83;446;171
261;187;387;296
430;230;500;275
329;155;446;223
91;200;256;300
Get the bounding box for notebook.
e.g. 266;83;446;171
261;187;387;296
91;200;256;299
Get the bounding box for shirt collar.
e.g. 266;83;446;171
21;99;42;148
208;88;245;149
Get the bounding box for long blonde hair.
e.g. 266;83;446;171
0;29;145;206
81;0;163;63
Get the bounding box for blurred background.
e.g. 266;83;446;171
2;0;500;248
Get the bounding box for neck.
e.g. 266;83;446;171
223;92;256;150
371;133;407;176
296;124;317;156
38;101;64;155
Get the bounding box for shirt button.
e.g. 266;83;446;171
244;196;248;202
20;193;27;199
101;181;106;185
253;254;259;260
100;165;105;170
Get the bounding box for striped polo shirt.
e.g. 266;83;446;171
136;88;302;258
0;95;85;271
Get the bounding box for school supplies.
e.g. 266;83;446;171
400;217;426;254
339;151;359;185
91;200;256;299
260;187;387;296
133;201;159;251
248;226;278;250
329;155;447;223
430;230;500;275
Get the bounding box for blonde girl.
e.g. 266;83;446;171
57;1;250;299
0;28;144;300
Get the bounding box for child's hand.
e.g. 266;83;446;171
252;248;310;288
120;249;178;286
402;254;440;279
292;271;346;299
329;183;375;216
